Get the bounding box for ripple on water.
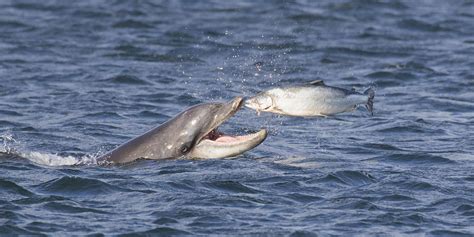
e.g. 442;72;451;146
104;74;151;85
78;111;126;121
430;197;474;216
375;121;446;134
112;20;153;29
122;227;191;236
23;221;66;235
0;160;35;172
366;70;417;80
324;46;409;58
0;120;22;128
457;205;474;217
0;225;39;236
314;170;376;187
289;13;345;23
364;212;434;228
331;197;380;211
0;110;23;117
379;194;418;202
0;178;35;198
12;195;68;205
0;20;34;33
429;230;472;237
397;19;449;32
34;176;126;196
366;153;455;166
204;180;261;194
425;97;474;112
283;192;324;204
394;179;437;192
362;142;404;152
0;200;20;213
43;201;110;214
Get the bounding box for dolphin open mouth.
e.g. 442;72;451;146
198;97;266;146
203;129;247;143
201;128;267;144
190;97;267;159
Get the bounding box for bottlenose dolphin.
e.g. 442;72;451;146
245;80;375;117
99;97;267;164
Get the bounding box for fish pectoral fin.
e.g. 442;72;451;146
309;80;325;86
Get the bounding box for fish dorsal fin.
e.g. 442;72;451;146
309;80;325;86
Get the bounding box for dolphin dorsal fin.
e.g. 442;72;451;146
309;80;325;86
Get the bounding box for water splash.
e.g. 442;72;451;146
1;132;17;154
20;151;79;166
20;151;101;166
1;132;99;166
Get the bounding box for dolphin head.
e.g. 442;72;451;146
178;96;267;159
132;97;267;161
100;96;266;164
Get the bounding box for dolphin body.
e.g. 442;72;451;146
245;80;375;117
99;97;267;164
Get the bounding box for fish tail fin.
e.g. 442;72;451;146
364;87;375;116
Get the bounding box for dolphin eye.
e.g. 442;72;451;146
180;145;189;154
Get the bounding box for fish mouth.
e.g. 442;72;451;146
243;94;273;116
191;97;267;159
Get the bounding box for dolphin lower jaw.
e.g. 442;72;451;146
189;129;267;159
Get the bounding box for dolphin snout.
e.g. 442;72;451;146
229;96;243;111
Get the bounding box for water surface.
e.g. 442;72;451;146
1;0;474;235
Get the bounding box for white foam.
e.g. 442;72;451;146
21;151;80;166
1;132;17;153
21;151;101;166
1;132;100;166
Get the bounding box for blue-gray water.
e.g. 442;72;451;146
1;0;474;235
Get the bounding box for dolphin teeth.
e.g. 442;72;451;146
202;127;222;141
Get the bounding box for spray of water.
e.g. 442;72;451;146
1;132;100;166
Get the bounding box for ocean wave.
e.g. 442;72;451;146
366;153;455;165
315;170;376;187
104;74;151;85
34;176;124;196
204;180;261;194
43;201;110;214
0;178;34;198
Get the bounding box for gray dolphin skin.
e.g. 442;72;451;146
245;80;375;117
99;97;267;164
